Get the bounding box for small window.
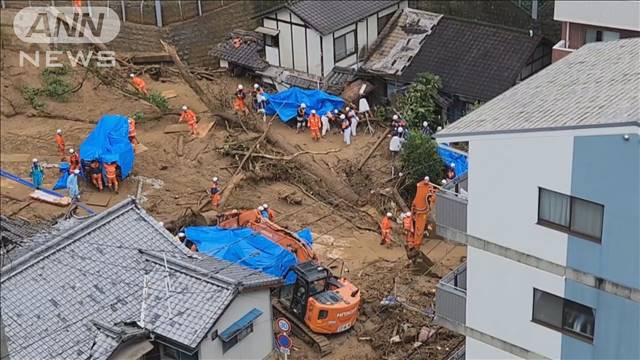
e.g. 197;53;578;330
334;31;356;62
265;34;279;47
532;289;595;342
222;323;254;353
538;188;604;242
585;29;620;44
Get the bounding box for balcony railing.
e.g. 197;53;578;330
436;172;468;233
436;262;467;326
447;344;466;360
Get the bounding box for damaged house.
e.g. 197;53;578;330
361;8;553;122
0;199;281;360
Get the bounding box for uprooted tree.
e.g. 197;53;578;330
394;72;443;132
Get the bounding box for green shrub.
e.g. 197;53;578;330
132;112;144;122
22;86;44;110
41;66;72;101
394;72;443;132
147;91;169;112
399;131;444;198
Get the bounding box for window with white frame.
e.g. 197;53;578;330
585;29;620;44
537;188;604;242
334;30;356;62
532;288;595;342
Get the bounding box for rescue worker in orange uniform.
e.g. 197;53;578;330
89;159;103;191
379;212;393;248
104;161;119;193
233;84;249;116
263;203;275;221
128;117;139;146
308;110;321;141
54;129;65;160
68;148;80;172
179;105;198;137
402;211;415;247
129;73;148;96
210;176;221;208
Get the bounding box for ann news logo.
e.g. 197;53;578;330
13;6;120;67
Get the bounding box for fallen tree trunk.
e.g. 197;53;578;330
232;120;272;178
225;148;341;161
197;173;245;212
357;128;391;170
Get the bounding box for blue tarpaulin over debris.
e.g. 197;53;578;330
79;114;134;179
184;226;313;284
264;87;345;122
438;144;468;178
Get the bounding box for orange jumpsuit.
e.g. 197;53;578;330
403;215;415;247
379;216;392;247
128;118;138;145
210;182;221;208
233;89;248;114
131;76;148;96
266;208;275;221
308;114;321;141
179;109;198;136
104;163;119;193
54;133;65;158
69;153;80;172
89;161;103;191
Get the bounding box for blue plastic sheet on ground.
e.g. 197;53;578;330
185;226;299;284
52;162;70;190
437;144;468;178
79;114;134;179
264;87;345;122
296;228;313;247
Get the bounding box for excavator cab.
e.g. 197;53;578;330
279;261;360;334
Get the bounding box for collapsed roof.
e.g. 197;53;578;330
0;198;280;360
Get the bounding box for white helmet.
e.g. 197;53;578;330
441;179;447;185
406;211;411;216
253;83;259;89
392;114;399;120
178;232;185;238
73;169;80;174
437;126;443;131
258;206;264;211
340;114;346;119
56;129;62;134
69;148;75;154
129;73;135;78
263;203;268;209
386;212;393;217
450;163;456;168
32;158;38;162
333;109;339;114
182;105;188;111
422;121;428;127
311;109;316;114
424;176;430;182
238;84;243;90
346;107;350;111
397;127;404;133
212;176;218;182
300;103;306;108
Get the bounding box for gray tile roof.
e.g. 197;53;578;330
213;30;268;71
0;199;280;360
437;38;640;138
287;0;400;35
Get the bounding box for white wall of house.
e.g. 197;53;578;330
554;1;640;31
465;337;514;359
198;289;273;360
466;247;565;359
262;1;407;77
467;134;573;265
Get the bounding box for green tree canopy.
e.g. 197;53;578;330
399;130;444;198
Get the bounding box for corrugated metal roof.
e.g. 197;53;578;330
0;199;279;359
287;0;400;35
437;38;640;138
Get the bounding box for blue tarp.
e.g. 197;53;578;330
79;114;134;179
264;87;345;122
52;162;70;190
438;144;468;178
184;226;299;284
296;228;313;247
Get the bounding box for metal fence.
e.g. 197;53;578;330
436;262;467;325
435;190;468;233
448;344;466;360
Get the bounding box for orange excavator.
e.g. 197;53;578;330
405;177;440;268
216;210;361;355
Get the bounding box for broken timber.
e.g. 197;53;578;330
357;128;391;170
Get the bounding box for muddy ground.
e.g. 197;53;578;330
0;39;465;359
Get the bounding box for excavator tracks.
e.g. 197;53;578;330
273;301;333;356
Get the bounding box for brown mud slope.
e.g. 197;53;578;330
1;33;466;359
